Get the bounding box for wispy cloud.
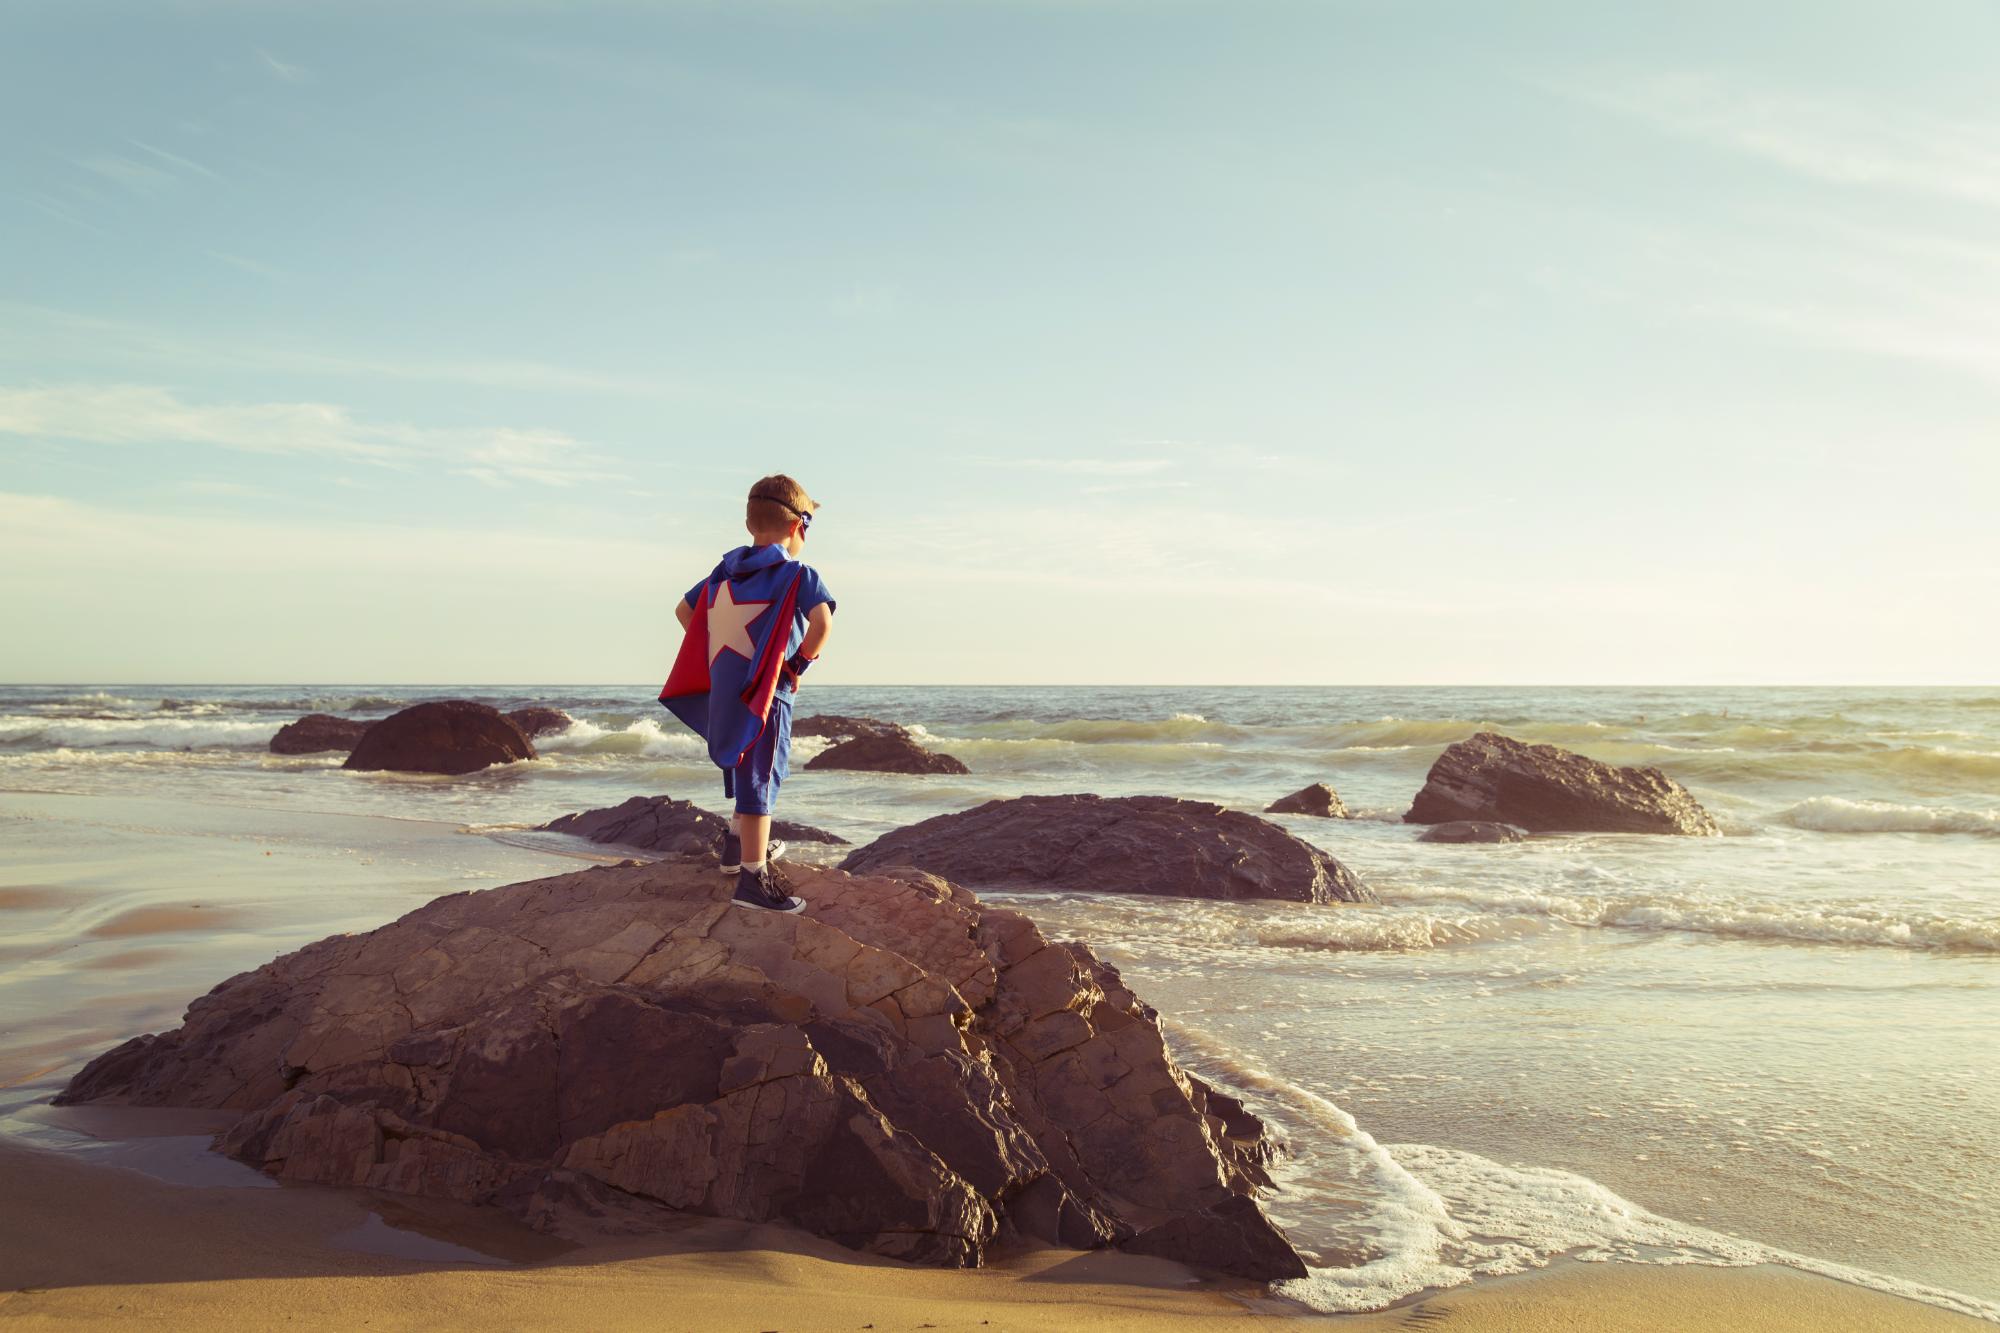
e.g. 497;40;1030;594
127;138;220;182
1555;202;2000;385
178;479;272;499
1552;71;2000;207
72;153;176;194
0;383;614;486
1079;479;1193;495
257;48;309;83
966;456;1176;477
206;250;286;281
0;490;665;586
0;303;674;397
1720;297;2000;383
20;192;108;236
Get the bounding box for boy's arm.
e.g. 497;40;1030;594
676;597;694;631
799;602;833;659
782;604;833;692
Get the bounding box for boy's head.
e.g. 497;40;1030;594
746;474;817;557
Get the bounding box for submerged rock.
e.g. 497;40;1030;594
342;701;536;776
1404;731;1718;835
1265;783;1349;818
842;794;1373;904
792;714;915;743
1417;820;1525;844
540;795;848;852
269;714;371;756
57;859;1304;1278
806;734;970;776
507;706;574;739
542;795;721;856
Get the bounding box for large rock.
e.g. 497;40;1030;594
541;795;848;851
807;734;970;776
507;707;574;739
793;714;915;743
1404;731;1719;835
343;701;536;776
1266;783;1349;818
842;794;1373;904
270;714;371;755
56;859;1304;1279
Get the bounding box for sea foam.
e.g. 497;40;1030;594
1172;1046;2000;1323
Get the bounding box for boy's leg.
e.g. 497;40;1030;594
737;812;771;866
735;698;792;868
728;707;804;913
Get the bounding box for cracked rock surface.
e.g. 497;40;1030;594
842;794;1374;905
1403;731;1720;835
56;857;1305;1278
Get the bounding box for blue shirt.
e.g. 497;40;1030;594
685;548;835;698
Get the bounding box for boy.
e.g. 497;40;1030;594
659;474;835;913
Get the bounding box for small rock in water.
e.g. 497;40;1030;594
1265;783;1349;818
806;734;969;775
342;701;536;776
791;714;914;743
1417;820;1525;844
270;713;371;755
539;795;849;855
506;706;574;739
842;793;1373;904
1404;730;1718;835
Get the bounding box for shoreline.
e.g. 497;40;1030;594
1;784;1994;1326
1;1141;1988;1331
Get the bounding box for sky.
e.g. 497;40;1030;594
2;0;1995;686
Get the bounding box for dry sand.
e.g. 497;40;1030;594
0;1143;1987;1332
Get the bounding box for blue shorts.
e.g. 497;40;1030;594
721;694;792;816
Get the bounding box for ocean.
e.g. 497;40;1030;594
1;683;1994;1319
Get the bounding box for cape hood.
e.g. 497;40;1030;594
720;544;793;578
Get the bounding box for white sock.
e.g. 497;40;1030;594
741;859;765;873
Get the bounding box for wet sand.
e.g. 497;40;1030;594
1;1142;1987;1331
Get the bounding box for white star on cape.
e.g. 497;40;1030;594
706;580;772;666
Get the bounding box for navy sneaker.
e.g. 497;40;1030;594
730;863;806;914
719;835;786;874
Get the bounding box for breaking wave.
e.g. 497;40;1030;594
1380;883;2000;954
530;718;705;761
0;716;278;750
953;714;1246;744
1777;796;2000;838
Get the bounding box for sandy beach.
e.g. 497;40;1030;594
1;1139;1987;1332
